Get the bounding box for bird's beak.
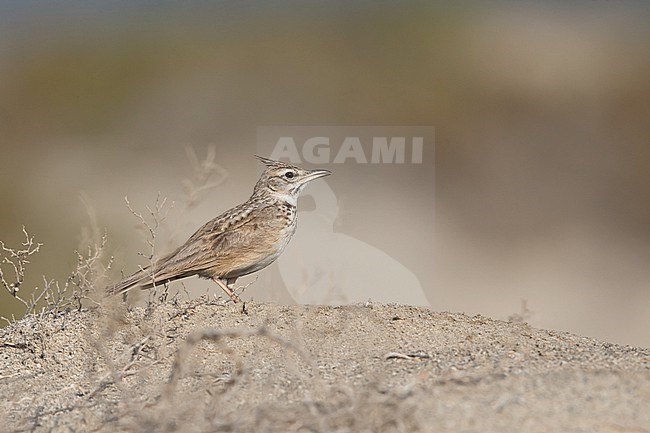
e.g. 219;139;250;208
300;169;331;184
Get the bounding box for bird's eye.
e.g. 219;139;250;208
285;171;295;179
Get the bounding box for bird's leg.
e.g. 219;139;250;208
213;277;241;303
226;277;241;299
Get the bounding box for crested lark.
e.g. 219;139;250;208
107;156;331;302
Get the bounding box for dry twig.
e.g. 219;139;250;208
0;226;42;308
182;145;229;208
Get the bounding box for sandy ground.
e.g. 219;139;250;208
1;296;648;433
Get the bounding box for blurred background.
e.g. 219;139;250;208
1;1;648;346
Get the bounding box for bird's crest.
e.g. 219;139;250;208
255;155;293;168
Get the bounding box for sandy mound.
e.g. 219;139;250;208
1;297;648;432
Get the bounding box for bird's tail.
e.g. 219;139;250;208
105;266;170;296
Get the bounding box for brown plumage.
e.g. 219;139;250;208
106;156;331;301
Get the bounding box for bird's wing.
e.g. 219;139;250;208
147;201;273;279
106;200;272;295
106;226;237;295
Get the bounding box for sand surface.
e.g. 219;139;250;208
1;297;648;432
